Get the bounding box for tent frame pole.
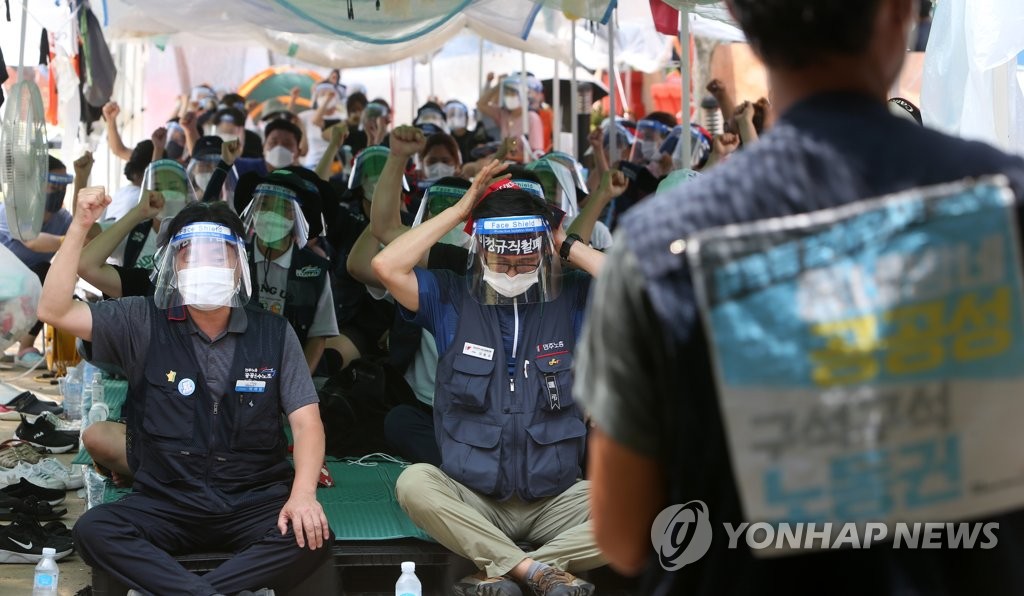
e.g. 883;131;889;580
521;51;529;155
553;57;561;152
570;23;579;158
607;10;618;163
680;8;692;169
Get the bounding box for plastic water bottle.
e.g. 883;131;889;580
84;466;107;510
395;561;421;596
32;547;59;595
62;365;83;421
87;373;107;425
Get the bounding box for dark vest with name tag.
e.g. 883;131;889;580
128;300;293;512
250;244;329;347
433;288;587;502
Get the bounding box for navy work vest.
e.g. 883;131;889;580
122;220;153;269
127;300;293;512
433;289;588;502
250;244;330;347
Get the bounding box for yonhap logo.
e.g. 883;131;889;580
651;500;713;571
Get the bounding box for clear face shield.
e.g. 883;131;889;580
349;147;404;200
527;160;580;217
540;151;588;195
468;215;562;305
140;160;199;221
45;173;73;213
631;119;672;164
152;222;252;311
412;182;472;249
501;79;527;112
415;108;448;133
445;102;469;131
186;153;221;197
241;184;310;251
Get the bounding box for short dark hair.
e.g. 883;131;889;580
124;140;155;183
729;0;884;68
161;201;246;248
263;118;303;145
421;133;462;164
645;111;677;129
472;188;549;221
371;98;391;111
347;92;368;113
48;155;66;172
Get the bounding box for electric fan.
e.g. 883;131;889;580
0;0;49;243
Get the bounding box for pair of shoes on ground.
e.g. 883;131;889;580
0;493;67;521
128;589;275;596
457;566;595;596
0;477;66;507
0;391;63;420
14;414;78;454
1;457;83;491
0;439;43;467
0;513;74;563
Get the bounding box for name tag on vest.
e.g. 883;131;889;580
235;380;267;393
463;342;495;361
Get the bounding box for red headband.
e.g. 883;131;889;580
463;179;522;235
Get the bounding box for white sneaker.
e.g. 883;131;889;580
4;461;68;491
35;458;84;490
38;411;81;433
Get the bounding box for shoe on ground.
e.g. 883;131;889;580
455;574;524;596
0;439;43;468
38;411;81;435
0;514;74;563
4;391;62;418
0;404;20;422
2;462;66;491
525;566;595;596
14;414;78;454
34;458;83;490
0;478;66;507
14;349;44;370
0;494;67;521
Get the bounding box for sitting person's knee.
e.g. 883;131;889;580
396;463;440;505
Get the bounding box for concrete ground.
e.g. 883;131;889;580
1;350;92;596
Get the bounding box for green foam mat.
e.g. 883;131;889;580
71;379;128;467
318;458;432;541
98;457;431;542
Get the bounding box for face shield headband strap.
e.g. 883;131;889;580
462;179;523;235
474;216;549;256
48;173;74;185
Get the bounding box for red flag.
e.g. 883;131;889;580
650;0;680;36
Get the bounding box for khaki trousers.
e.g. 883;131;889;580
396;463;606;578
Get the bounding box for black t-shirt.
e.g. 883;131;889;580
113;265;155;298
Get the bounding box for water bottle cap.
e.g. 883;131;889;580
401;561;415;573
42;547;56;555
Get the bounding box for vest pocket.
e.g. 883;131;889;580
440;416;503;495
443;354;496;412
232;394;281;451
534;354;575;411
523;418;587;500
143;368;198;440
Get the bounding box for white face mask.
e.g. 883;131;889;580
254;212;294;244
265;146;295;169
503;95;521;111
639;140;659;161
448;114;468;130
194;172;213;192
482;265;540;298
177;266;238;310
424;162;456;181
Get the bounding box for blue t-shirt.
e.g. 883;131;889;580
0;208;72;268
402;268;591;374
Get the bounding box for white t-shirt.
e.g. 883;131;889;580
253;245;339;340
299;110;338;170
104;185;141;222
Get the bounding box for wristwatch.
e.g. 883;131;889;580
560;233;582;261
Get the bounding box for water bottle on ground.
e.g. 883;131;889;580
32;547;59;595
395;561;421;596
85;466;107;509
62;365;83;421
88;373;108;426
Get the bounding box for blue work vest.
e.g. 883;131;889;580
433;291;588;502
249;244;330;347
127;300;293;512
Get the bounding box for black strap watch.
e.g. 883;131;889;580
560;233;582;261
